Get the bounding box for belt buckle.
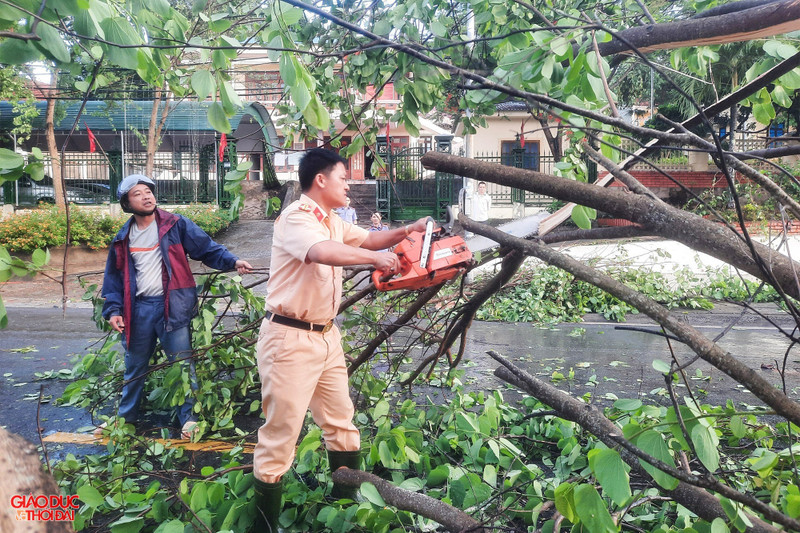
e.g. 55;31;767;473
322;321;333;333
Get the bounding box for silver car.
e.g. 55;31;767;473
2;177;99;206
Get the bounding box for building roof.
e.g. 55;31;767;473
0;100;251;132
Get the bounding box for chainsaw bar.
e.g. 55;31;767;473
464;212;550;255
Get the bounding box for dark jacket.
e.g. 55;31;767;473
101;208;238;344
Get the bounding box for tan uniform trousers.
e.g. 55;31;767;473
253;319;361;483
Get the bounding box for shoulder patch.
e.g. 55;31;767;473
313;207;325;222
298;203;312;212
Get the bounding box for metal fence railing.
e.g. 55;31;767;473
1;148;238;207
474;152;555;208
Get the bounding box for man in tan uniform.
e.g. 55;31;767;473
252;148;428;531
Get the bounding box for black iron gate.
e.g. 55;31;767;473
375;137;459;222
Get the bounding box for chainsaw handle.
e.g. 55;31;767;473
371;268;394;290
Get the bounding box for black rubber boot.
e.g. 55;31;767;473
252;477;282;532
327;449;361;500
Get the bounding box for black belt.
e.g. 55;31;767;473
266;311;333;333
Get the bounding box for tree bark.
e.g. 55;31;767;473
596;0;800;56
421;152;800;301
45;90;64;209
331;468;485;533
0;427;72;533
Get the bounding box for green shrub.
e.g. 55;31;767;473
172;204;232;235
0;204;231;253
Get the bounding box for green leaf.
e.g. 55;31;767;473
219;79;242;114
730;415;746;438
549;36;570;57
749;450;778;477
190;483;207;511
635;430;679;490
613;399;642;412
483;464;497;487
160;519;185;533
109;516;144;533
100;17;142;70
360;482;386;506
207;102;231;134
430;19;447;37
191;70;215;101
77;484;104;509
0;296;7;330
33;22;70;63
711;517;730;533
208;18;231;33
303;97;330;130
24;162;44;182
426;464;450;487
574;484;617;533
554;482;577;523
653;359;671;373
0;30;43;65
31;248;48;268
764;40;797;60
291;79;311;112
279;53;297;86
772;85;792;108
0;148;24;171
588;448;631;506
691;422;720;472
279;6;304;24
571;205;591;229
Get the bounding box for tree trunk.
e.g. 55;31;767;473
45;91;64;209
0;427;72;533
145;87;163;178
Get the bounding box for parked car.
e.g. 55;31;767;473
2;177;99;206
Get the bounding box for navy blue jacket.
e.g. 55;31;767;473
101;208;238;344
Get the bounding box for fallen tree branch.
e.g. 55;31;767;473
460;216;800;428
348;283;444;375
400;250;526;385
490;352;787;533
422;151;800;302
331;468;485;533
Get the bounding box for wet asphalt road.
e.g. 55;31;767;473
2;302;799;455
3;218;800;455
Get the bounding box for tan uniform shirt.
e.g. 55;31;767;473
266;194;369;324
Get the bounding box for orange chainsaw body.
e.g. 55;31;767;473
372;229;473;291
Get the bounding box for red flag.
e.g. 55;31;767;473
385;121;390;142
520;119;525;149
85;122;97;153
218;133;227;162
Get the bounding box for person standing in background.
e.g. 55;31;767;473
335;196;358;225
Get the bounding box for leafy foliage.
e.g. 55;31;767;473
53;271;795;532
0;205;230;253
473;260;779;324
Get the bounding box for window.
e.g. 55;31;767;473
500;141;539;170
769;123;785;137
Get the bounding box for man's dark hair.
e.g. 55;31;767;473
298;148;347;191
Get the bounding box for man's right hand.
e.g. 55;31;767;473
373;251;400;274
109;315;125;333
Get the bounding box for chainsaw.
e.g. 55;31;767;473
372;215;474;291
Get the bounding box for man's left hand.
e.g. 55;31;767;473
235;260;253;274
407;217;430;234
